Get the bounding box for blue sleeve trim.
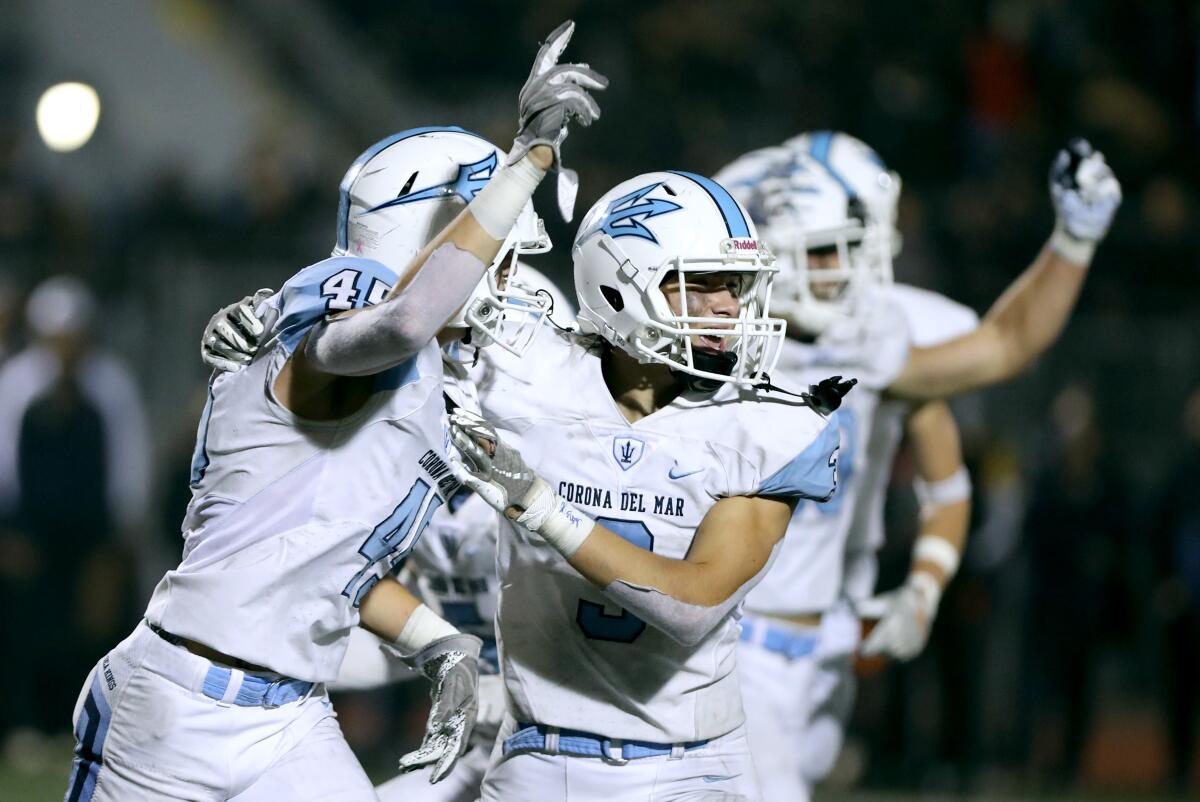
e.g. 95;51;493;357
274;256;399;354
755;412;842;500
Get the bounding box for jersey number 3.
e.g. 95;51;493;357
576;517;654;643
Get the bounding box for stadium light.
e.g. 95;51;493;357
36;82;101;152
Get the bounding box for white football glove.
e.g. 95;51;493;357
449;408;592;558
509;20;608;221
448;408;540;509
1048;138;1122;265
200;289;274;372
856;572;941;662
397;633;482;783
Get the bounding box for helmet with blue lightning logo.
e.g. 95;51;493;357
572;171;785;389
717;131;901;336
334;126;553;356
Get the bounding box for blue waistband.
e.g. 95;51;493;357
739;617;818;660
503;722;709;761
200;666;314;708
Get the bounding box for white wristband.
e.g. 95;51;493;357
908;570;944;612
913;534;961;579
392;603;459;656
515;478;594;559
913;466;972;515
468;155;546;240
1049;224;1096;268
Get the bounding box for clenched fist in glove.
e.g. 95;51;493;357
856;573;942;662
1048;138;1122;266
449;408;594;558
200;289;274;372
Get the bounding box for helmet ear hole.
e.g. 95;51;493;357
599;285;625;312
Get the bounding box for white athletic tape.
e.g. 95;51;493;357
513;477;594;559
908;570;944;611
913;465;972;511
1049;224;1096;268
393;603;459;657
913;535;961;579
468;155;546;241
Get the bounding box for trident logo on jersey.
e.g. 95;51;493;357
612;436;646;471
362;152;498;215
597;181;682;244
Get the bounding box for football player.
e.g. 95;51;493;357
714;131;1121;801
202;171;824;802
328;276;577;802
64;23;604;802
450;170;846;802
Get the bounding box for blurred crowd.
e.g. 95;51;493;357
1;0;1198;796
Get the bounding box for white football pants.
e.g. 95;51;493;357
65;621;377;802
737;606;859;802
479;715;761;801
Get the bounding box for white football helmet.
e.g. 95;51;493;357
335;125;552;355
717;131;901;335
573;171;785;389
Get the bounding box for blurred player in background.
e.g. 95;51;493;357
452;169;845;802
715;131;1121;801
0;276;151;748
65;22;604;802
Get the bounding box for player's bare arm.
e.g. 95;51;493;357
570;493;795;607
888;139;1121;401
859;398;971;660
905;399;970;582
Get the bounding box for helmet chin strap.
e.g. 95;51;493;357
673;349;738;393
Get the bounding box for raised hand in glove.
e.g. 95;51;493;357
397;633;483;783
510;20;608;221
1048;138;1122;266
201;288;275;372
856;572;941;662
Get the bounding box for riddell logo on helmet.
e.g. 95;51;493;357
726;239;761;251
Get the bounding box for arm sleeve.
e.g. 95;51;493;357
601;539;783;647
301;245;487;377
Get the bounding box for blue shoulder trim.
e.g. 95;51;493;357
756;411;842;500
275;256;399;353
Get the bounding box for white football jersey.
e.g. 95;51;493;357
841;283;978;599
145;256;458;683
745;287;911;616
474;330;841;743
400;489;502;673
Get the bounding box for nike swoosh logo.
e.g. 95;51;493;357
668;465;705;480
702;774;740;783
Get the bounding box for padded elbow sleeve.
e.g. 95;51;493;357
306;243;486;375
601;580;739;646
